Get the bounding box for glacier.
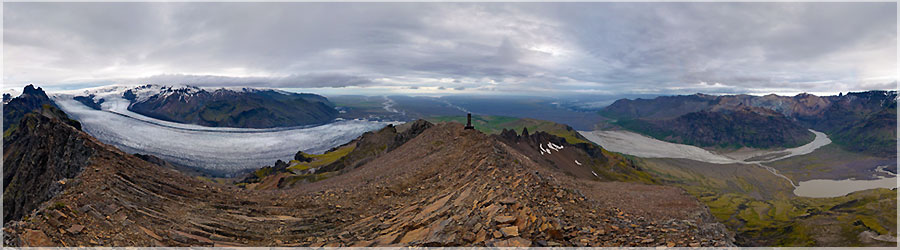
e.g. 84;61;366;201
52;91;397;176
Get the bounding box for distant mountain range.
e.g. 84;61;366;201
600;91;897;156
74;84;339;128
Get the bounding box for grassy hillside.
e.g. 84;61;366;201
766;144;896;182
427;115;590;145
829;106;897;157
638;157;897;246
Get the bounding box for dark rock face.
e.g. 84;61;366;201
499;128;518;141
3;113;94;222
240;159;291;184
392;119;434;151
73;95;104;110
123;85;338;128
4;85;80;133
273;160;289;171
133;153;177;168
294;151;313;162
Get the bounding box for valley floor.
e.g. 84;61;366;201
579;129;897;246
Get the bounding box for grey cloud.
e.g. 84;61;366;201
3;2;895;96
131;73;372;88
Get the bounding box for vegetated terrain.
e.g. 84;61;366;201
238;116;644;190
328;95;607;130
613;107;814;149
427;115;590;145
828;105;897;157
4;85;893;247
329;95;466;122
92;85;339;128
2;105;734;247
236;120;435;190
440;95;607;130
766;144;897;182
600;91;897;155
636;157;897;246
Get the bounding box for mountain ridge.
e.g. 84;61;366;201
3;111;733;247
72;84;339;128
600;90;897;154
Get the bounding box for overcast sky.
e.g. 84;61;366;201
3;2;897;96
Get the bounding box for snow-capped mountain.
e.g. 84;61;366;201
63;84;338;128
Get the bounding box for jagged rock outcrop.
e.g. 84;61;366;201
495;128;652;183
317;119;433;173
3;85;80;133
3;85;88;222
235;119;435;190
3;113;94;222
133;153;175;168
294;151;313;162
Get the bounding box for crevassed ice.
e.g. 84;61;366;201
52;94;396;174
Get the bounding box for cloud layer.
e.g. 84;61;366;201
4;2;896;95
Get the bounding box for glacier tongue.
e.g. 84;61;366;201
52;94;396;176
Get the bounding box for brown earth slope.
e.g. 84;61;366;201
3;116;733;247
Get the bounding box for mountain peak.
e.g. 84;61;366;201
20;84;50;99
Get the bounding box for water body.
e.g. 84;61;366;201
53;94;396;175
579;129;895;197
794;165;897;197
793;177;897;198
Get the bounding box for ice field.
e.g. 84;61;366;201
53;93;396;175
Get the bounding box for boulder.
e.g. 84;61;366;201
66;224;85;234
294;151;313;162
500;226;519;237
22;230;53;246
495;215;516;224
